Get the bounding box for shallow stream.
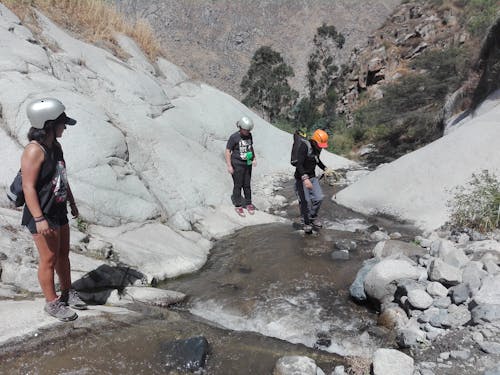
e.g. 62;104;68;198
1;183;420;374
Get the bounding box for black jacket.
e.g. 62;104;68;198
294;140;326;179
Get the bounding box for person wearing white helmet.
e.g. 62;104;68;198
225;116;257;216
21;98;87;321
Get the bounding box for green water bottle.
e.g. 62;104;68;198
246;151;253;165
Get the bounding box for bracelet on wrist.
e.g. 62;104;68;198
34;216;46;223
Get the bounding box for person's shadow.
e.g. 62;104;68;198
71;264;146;305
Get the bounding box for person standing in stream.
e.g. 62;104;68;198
225;116;256;217
294;129;332;234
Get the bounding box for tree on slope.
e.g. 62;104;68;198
241;46;298;123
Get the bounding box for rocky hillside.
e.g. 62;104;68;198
115;0;401;98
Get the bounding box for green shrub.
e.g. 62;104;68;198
447;170;500;232
463;0;499;37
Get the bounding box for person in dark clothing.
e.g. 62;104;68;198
294;129;330;234
225;116;256;217
21;98;87;321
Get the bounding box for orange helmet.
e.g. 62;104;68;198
311;129;329;148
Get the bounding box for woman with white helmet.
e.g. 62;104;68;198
21;98;87;321
225;116;257;216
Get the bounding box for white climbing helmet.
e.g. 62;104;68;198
26;98;76;129
236;116;254;131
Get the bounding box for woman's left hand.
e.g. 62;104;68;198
70;202;79;218
252;159;257;167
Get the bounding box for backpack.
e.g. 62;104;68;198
6;142;47;208
290;131;313;166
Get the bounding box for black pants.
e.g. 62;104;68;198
231;164;252;207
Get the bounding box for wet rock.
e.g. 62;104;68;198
274;356;325;375
160;336;209;372
371;231;390;242
331;250;350;260
484;258;500;274
333;239;357;251
415;236;432;248
332;365;346;375
373;240;427;260
373;348;414;375
349;257;378;302
428;259;462;286
390;232;402;240
429;309;449;328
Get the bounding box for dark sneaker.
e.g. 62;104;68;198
61;289;88;310
246;204;255;215
311;218;323;228
235;207;245;217
44;299;78;322
303;224;313;234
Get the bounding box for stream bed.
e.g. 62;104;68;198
1;184;421;374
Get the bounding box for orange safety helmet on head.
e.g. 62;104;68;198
311;129;329;148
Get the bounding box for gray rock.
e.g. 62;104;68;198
396;326;426;348
426;281;448;297
484;259;500;274
433;296;451;309
436;240;469;268
407;289;434;310
364;259;425;303
449;283;470;304
373;348;414;375
418;307;440;323
472;304;500;324
378;305;409;329
415;236;432;248
484;363;500;375
479;341;500;354
450;350;470;360
462;261;487;295
429;309;449;328
428;259;462;286
445;304;471;328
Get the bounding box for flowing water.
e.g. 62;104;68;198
1;183;419;374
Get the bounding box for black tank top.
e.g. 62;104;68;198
22;141;69;232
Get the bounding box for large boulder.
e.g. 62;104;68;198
364;259;425;304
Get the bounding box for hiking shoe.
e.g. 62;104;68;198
311;218;323;228
246;204;255;215
303;224;313;234
235;207;246;217
44;299;78;322
61;289;88;310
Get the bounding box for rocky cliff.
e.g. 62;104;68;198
115;0;402;98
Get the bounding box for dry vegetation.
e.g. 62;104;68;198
3;0;163;61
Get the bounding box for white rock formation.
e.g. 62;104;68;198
335;89;500;231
